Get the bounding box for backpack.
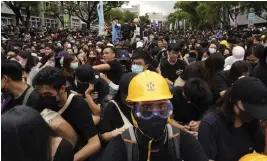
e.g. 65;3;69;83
121;124;181;161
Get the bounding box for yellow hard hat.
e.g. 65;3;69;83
239;153;267;161
126;70;172;102
220;40;229;48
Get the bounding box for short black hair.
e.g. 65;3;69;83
167;43;181;52
32;67;66;90
75;64;96;82
1;60;23;81
131;49;152;64
183;78;213;106
102;46;117;55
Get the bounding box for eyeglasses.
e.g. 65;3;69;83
135;100;173;120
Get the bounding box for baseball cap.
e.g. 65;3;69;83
117;49;130;61
56;51;68;59
75;65;100;84
231;76;267;120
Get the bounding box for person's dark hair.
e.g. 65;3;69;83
256;45;266;66
17;51;36;73
204;53;225;87
181;61;205;81
62;54;75;76
220;88;235;122
45;44;55;51
101;46;117;57
183;78;213;106
33;67;66;90
61;39;69;46
2;105;56;161
167;43;181;52
1;60;23;81
228;61;251;84
131;49;152;64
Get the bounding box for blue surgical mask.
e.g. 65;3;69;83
208;48;216;54
60;59;64;65
71;62;79;69
131;64;143;74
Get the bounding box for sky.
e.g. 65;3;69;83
121;1;176;16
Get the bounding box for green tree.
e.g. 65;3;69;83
4;1;39;28
104;9;124;25
139;13;151;25
174;1;200;29
123;10;138;22
44;2;64;28
240;2;267;20
73;1;126;29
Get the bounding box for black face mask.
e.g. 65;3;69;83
136;115;167;140
250;62;258;69
238;107;254;123
42;95;60;111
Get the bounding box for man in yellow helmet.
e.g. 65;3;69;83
101;70;209;161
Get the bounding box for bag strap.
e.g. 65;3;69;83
110;100;133;128
167;124;181;161
58;93;76;114
121;127;139;161
22;87;34;106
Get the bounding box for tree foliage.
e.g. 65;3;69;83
4;1;39;28
139;13;151;25
73;1;126;29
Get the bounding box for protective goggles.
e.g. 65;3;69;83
135;100;173;120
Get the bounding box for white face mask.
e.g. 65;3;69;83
202;57;208;61
208;48;216;54
67;43;72;49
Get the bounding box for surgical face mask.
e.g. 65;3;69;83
131;64;143;74
136;38;141;42
71;62;79;69
196;43;200;47
67;43;71;49
202;57;207;61
73;47;78;54
60;59;64;65
223;50;230;55
208;48;216;54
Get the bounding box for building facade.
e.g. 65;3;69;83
1;1;83;28
147;12;167;23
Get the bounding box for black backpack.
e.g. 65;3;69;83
121;124;181;161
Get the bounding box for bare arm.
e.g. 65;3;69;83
93;64;111;71
74;135;101;161
85;94;101;116
50;115;78;148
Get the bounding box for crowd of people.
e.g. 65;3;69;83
1;22;267;161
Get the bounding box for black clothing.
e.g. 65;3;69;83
1;85;43;114
170;87;210;124
252;65;267;87
60;91;97;153
199;112;265;161
92;78;109;104
99;99;132;134
160;58;187;83
212;70;230;101
54;139;74;161
101;129;209;161
107;60;124;85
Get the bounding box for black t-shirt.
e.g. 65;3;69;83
60;92;97;153
53;139;74;161
107;60;125;85
170;87;209;124
1;85;43;114
160;58;187;83
93;79;109;104
252;65;267;87
212;70;230;99
198;112;265;161
99;100;132;134
101;129;209;161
